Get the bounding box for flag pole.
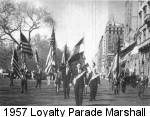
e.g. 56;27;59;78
82;34;85;70
20;30;24;69
53;26;56;72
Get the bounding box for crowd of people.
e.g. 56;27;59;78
110;69;149;99
7;61;149;105
8;62;101;106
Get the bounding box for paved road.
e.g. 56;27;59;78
0;78;150;106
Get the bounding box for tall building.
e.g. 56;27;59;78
97;36;103;73
97;35;107;76
105;15;124;74
124;1;139;46
137;0;150;77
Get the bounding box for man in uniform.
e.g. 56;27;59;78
35;69;42;89
137;72;146;99
20;68;27;93
62;63;72;99
10;69;15;87
120;71;126;93
73;62;86;106
88;62;100;101
55;68;62;95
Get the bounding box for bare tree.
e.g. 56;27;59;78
0;0;21;45
0;0;55;45
18;1;55;42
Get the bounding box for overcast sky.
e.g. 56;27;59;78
15;0;125;64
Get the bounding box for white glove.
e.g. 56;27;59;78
85;84;88;88
69;83;72;87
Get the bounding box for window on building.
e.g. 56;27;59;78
143;6;147;17
148;2;150;13
143;29;146;41
139;37;141;44
113;30;115;34
148;28;150;38
109;30;111;34
139;12;142;27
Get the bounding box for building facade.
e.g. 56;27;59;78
105;16;124;74
97;36;103;73
124;1;139;46
97;35;106;75
124;1;139;75
137;0;150;77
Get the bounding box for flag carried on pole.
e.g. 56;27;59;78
61;44;67;65
35;49;42;70
20;32;33;58
120;41;136;58
23;62;27;71
45;27;56;74
68;38;84;63
11;49;21;78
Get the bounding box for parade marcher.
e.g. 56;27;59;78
73;62;86;106
62;63;72;99
88;62;100;101
130;72;137;88
35;69;42;89
10;70;15;87
10;69;15;87
137;73;146;99
146;75;149;87
20;68;27;93
120;71;126;93
113;73;120;95
31;71;34;80
55;68;62;95
47;73;51;87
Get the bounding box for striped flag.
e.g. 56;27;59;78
20;32;33;58
68;38;84;63
11;49;21;78
35;49;42;70
45;28;56;74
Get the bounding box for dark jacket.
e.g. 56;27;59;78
74;69;86;89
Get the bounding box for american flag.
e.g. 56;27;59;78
20;32;33;58
45;28;56;74
35;49;42;70
11;49;21;78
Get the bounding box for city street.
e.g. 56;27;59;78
0;78;150;106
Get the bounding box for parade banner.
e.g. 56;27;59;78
88;73;100;83
0;106;149;117
73;71;86;85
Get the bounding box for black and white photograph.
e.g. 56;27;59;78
0;0;150;106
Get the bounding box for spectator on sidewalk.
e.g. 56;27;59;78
137;73;147;99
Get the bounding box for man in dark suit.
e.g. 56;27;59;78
73;62;86;106
61;63;72;99
89;75;100;101
10;69;15;87
88;62;100;101
35;69;42;89
20;68;27;93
